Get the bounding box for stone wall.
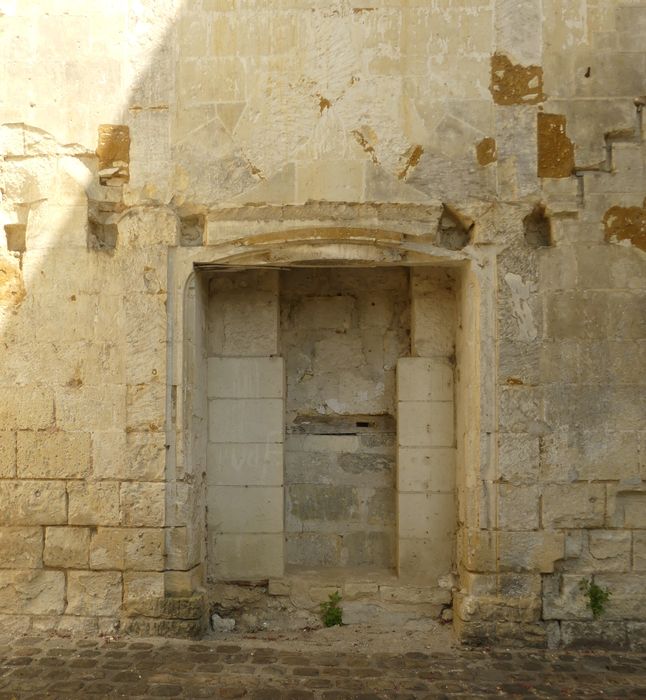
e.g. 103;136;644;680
282;267;408;570
0;0;645;646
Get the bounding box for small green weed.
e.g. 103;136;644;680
320;591;343;627
579;577;611;619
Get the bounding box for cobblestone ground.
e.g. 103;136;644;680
0;634;645;699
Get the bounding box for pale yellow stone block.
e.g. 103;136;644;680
210;533;283;580
44;527;89;568
398;537;454;583
542;484;605;529
397;358;454;402
67;482;120;526
0;481;67;526
0;570;65;615
0;386;53;430
67;570;122;617
55;386;126;431
209;399;284;444
398;492;455;539
125;382;165;433
0;527;42;568
498;484;540;530
207;443;283;486
208;357;284;399
17;431;91;479
397;447;456;492
164;565;203;596
207;486;283;533
296;160;365;203
120;482;165;527
93;432;165;481
397;401;454;447
123;571;165;603
90;527;164;571
498;531;565;573
0;432;16;477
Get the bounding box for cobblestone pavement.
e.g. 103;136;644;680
0;634;645;699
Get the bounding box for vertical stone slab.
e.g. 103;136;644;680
397;357;456;583
207;353;284;581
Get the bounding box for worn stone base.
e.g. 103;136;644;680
121;594;208;639
207;569;453;633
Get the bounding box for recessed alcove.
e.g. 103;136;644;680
202;263;458;588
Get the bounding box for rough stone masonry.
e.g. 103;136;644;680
0;0;645;648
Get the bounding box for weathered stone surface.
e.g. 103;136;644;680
67;571;122;617
0;528;42;569
120;482;165;527
44;526;90;568
0;432;16;478
490;53;545;105
17;430;91;479
0;570;65;615
90;528;164;571
0;481;67;525
68;482;120;526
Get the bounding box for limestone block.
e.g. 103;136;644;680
207;443;283;486
498;433;539;484
379;585;451;606
397;447;455;492
123;571;165;603
123;433;166;481
120;482;165;527
0;481;67;525
398;492;455;539
0;432;16;477
498;386;545;435
43;527;89;568
0;570;65;615
398;537;454;582
539;340;580;384
543;573;591;621
588;530;631;572
208;485;283;533
0;527;42;568
67;570;122;617
90;528;164;571
545;292;609;340
210;533;283;580
208;357;284;399
208;272;279;357
55;385;126;432
410;270;456;358
68;482;120;526
542;484;605;529
291;296;355;332
498;531;565;573
397;358;453;402
164;566;204;597
125;294;167;385
458;529;497;572
0;386;53;430
594;573;646;620
126;381;165;433
285;533;340;568
397;401;454;448
117;207;178;248
607;486;646;529
498;484;539;530
209;399;284;444
17;431;91;479
634;532;646;571
296;160;365;203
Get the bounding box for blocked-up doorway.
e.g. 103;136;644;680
205;264;457;588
